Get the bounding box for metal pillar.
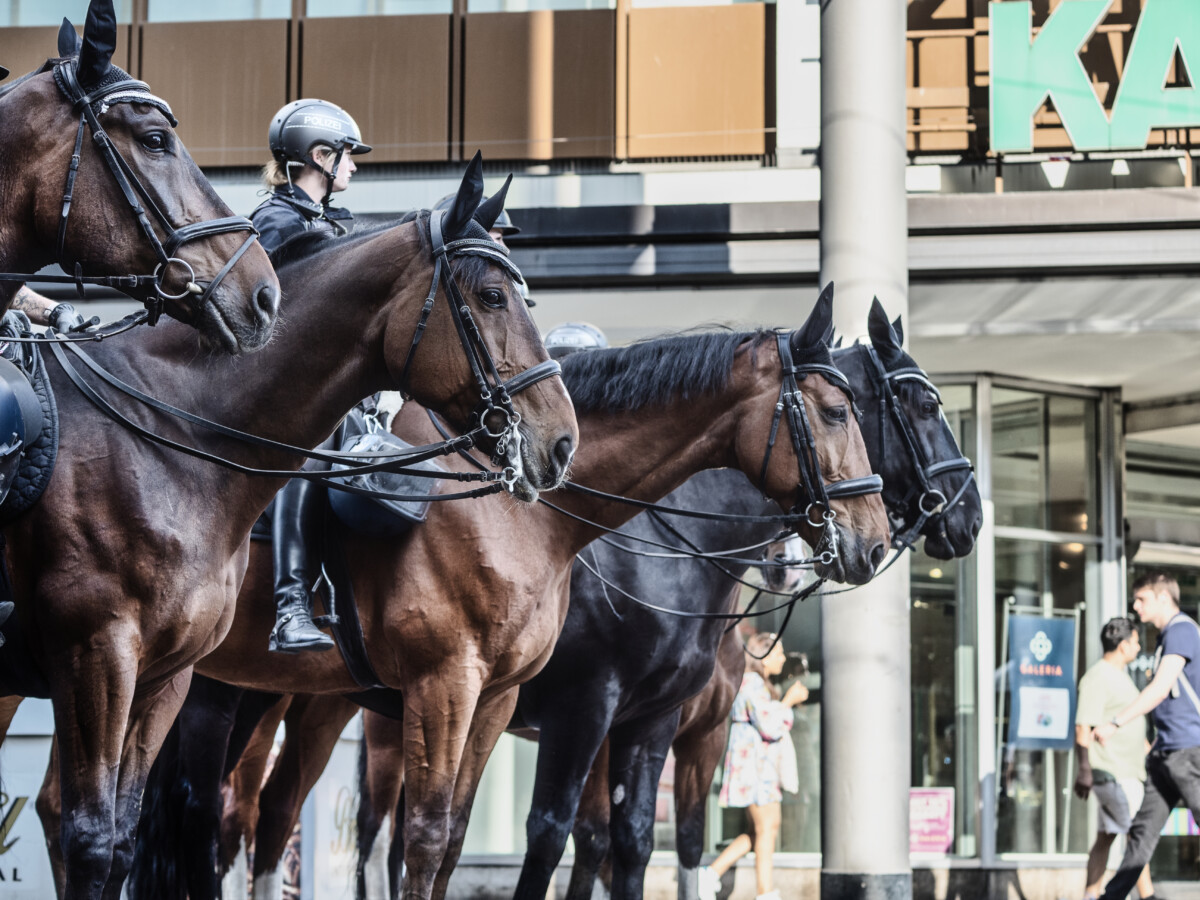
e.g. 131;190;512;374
818;2;912;898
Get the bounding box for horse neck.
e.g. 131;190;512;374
549;355;765;553
0;76;65;274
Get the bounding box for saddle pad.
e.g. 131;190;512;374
0;314;58;520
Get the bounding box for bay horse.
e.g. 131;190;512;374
351;302;982;900
0;0;279;352
7;158;576;900
128;288;891;900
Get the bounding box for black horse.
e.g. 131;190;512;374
354;300;983;899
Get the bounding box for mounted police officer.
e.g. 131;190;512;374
251;98;371;254
252;99;372;653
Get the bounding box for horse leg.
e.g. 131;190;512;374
607;709;683;900
359;710;407;900
221;694;292;900
429;688;520;900
37;735;66;898
400;674;488;900
514;698;617;900
672;720;728;900
104;669;194;899
565;738;612;900
252;693;358;900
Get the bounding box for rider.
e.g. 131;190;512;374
543;321;608;360
253;99;372;654
250;98;371;253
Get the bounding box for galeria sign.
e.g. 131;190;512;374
990;0;1200;151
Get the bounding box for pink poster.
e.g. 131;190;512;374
909;788;955;855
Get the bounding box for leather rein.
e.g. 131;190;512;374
0;59;260;332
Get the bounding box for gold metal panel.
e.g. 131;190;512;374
140;21;288;168
0;24;131;86
464;11;614;161
301;16;450;163
627;4;765;158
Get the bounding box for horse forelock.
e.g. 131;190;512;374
560;330;777;414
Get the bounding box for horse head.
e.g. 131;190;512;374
859;299;983;559
0;0;279;353
365;153;576;502
737;284;890;585
760;534;813;593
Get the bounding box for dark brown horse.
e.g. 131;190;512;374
132;289;890;900
0;1;279;352
9;161;576;900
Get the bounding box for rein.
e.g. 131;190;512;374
0;59;260;328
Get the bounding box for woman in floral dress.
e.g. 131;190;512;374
699;633;808;900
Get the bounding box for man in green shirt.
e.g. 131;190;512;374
1074;617;1155;900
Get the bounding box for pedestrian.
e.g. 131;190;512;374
1074;616;1155;900
699;632;807;900
1094;571;1200;900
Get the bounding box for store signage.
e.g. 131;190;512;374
990;0;1200;151
1007;615;1077;750
909;788;955;854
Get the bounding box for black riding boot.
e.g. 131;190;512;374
269;475;335;654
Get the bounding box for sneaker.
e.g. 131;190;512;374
697;866;720;900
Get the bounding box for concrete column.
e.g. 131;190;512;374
818;2;912;899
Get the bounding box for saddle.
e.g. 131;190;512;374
0;311;58;520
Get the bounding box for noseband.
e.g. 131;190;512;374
398;209;560;469
860;344;975;547
0;59;260;325
759;333;883;562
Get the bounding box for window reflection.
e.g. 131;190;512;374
147;0;289;21
308;0;453;14
0;1;131;25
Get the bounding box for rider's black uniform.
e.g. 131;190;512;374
252;185;365;654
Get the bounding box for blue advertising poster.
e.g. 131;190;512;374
1007;615;1077;751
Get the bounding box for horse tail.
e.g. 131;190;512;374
129;715;189;900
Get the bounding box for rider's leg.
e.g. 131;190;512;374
269;459;335;654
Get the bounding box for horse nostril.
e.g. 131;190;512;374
254;282;280;320
552;435;574;474
971;514;982;539
869;541;887;571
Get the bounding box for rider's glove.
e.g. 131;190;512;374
48;302;100;334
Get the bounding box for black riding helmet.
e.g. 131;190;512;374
268;99;371;204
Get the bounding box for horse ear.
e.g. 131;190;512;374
792;283;834;352
891;315;904;346
441;150;485;239
868;297;904;365
58;18;82;58
474;174;512;232
77;0;117;88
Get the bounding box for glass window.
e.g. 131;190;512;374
993;389;1097;535
910;380;978;858
0;1;131;25
147;0;290;21
994;538;1093;856
307;0;453;15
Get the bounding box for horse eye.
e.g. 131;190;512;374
140;132;167;152
824;406;847;422
480;288;507;309
920;400;938;416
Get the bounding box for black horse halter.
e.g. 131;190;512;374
398;208;560;472
758;333;883;562
860;344;975;549
0;59;260;325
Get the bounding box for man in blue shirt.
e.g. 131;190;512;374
1094;571;1200;900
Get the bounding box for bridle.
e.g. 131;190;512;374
398;208;560;470
859;343;975;550
757;333;883;564
0;59;260;325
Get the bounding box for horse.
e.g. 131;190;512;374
126;286;891;900
0;0;279;352
8;156;576;900
351;301;983;900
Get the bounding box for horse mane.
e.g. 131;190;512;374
560;329;783;414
